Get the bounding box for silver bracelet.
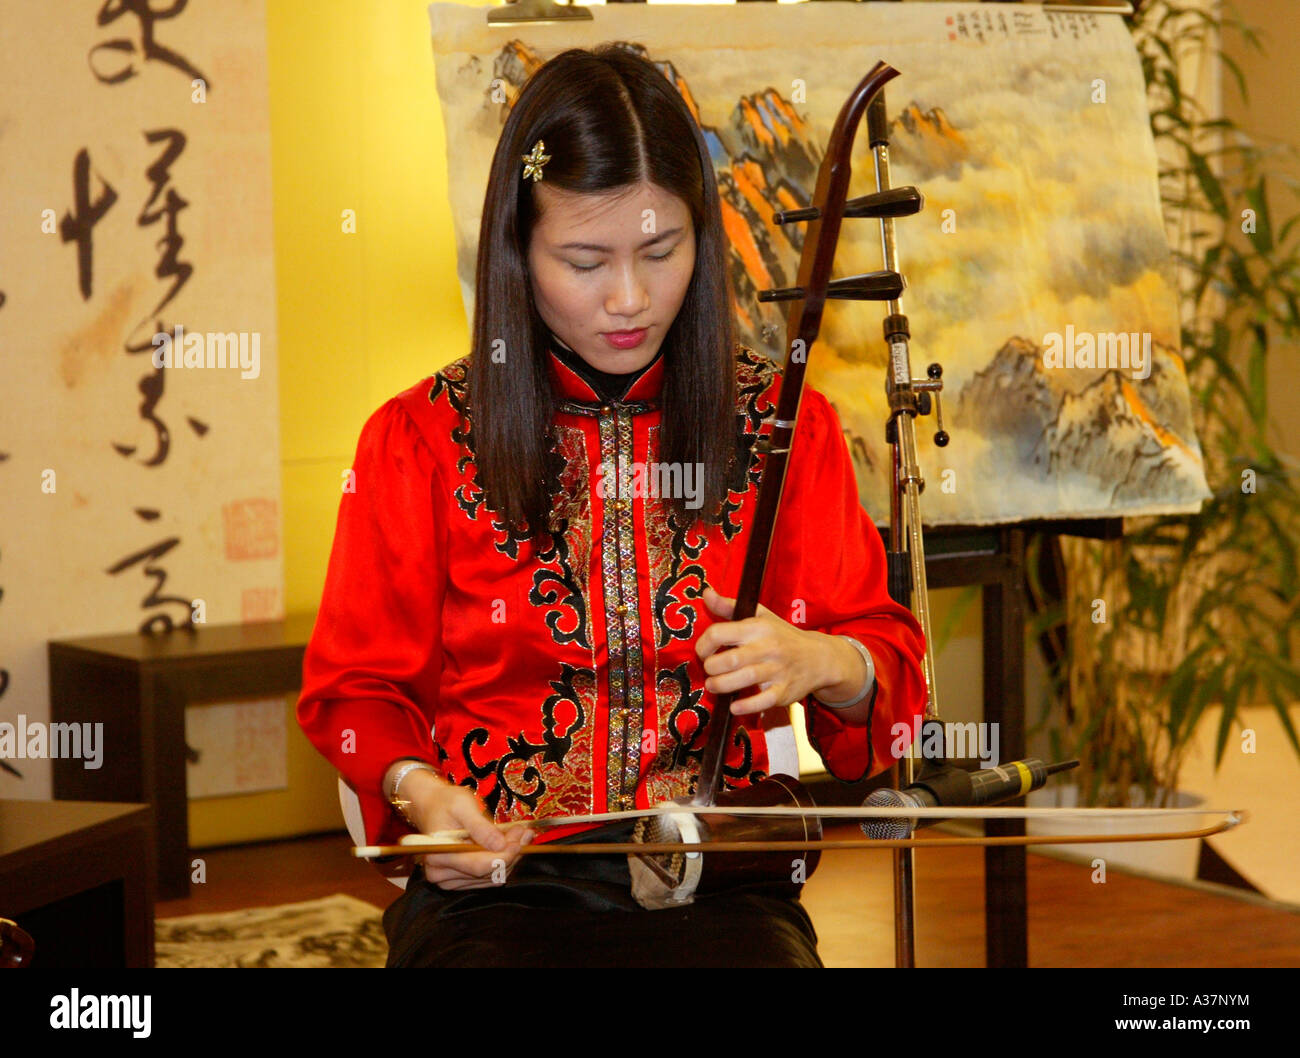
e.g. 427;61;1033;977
386;760;439;803
386;760;439;831
813;636;876;710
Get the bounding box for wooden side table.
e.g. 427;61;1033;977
0;799;155;968
48;614;316;900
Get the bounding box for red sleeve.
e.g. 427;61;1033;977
760;387;928;781
296;398;446;847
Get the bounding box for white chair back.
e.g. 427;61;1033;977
339;777;409;889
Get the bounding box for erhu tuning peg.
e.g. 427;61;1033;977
757;270;904;303
773;186;925;226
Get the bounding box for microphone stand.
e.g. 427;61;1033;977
866;89;949;969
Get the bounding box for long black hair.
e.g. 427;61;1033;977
468;44;739;545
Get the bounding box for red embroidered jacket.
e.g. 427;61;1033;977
297;344;927;847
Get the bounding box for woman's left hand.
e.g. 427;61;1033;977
696;585;860;716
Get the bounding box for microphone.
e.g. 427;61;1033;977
861;758;1079;840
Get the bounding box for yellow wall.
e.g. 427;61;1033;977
1226;0;1300;463
191;0;481;845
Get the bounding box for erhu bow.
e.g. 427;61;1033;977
362;804;1246;856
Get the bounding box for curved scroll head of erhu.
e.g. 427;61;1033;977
692;62;901;811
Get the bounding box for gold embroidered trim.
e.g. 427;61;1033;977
598;406;645;811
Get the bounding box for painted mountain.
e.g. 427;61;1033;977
955;337;1204;513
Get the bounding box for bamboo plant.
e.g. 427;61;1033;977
1028;0;1300;807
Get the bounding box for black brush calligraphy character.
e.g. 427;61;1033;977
134;129;192;322
105;535;194;635
89;0;209;86
59;149;119;300
119;129;191;465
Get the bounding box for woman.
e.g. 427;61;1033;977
297;45;927;967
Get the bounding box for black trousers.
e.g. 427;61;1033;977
382;837;823;968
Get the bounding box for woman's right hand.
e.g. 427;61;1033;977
391;765;533;890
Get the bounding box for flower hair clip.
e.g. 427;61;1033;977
521;139;551;183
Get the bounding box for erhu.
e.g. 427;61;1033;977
627;59;927;910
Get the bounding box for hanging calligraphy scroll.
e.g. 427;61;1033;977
0;0;282;796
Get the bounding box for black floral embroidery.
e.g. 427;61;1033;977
428;358;545;562
529;540;590;649
718;346;779;540
650;536;707;649
661;662;709;771
527;437;590;648
658;664;766;796
456;663;591;817
721;725;768;791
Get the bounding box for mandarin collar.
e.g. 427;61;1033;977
546;342;665;404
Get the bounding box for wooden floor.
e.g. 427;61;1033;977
158;824;1300;967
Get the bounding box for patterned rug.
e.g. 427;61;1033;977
155;894;388;968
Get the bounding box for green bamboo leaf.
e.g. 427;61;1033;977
1189;653;1228;717
1283;292;1300;330
1204;140;1259;161
1264;684;1300;761
1077;710;1109;754
1026;601;1066;638
1244;177;1274;253
1200;327;1251;405
1159;68;1183;112
1151;108;1188;129
1154;5;1187;31
1247;327;1269;418
1257;507;1300;597
1164;7;1221;30
1192;244;1225;306
1213;669;1252;767
1189;152;1229;218
1163;644;1210;714
1231;12;1264;52
931;584;979;658
1260;652;1300;698
1212;699;1237;770
1218;49;1249;103
1147;29;1176;65
1225;248;1259;297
